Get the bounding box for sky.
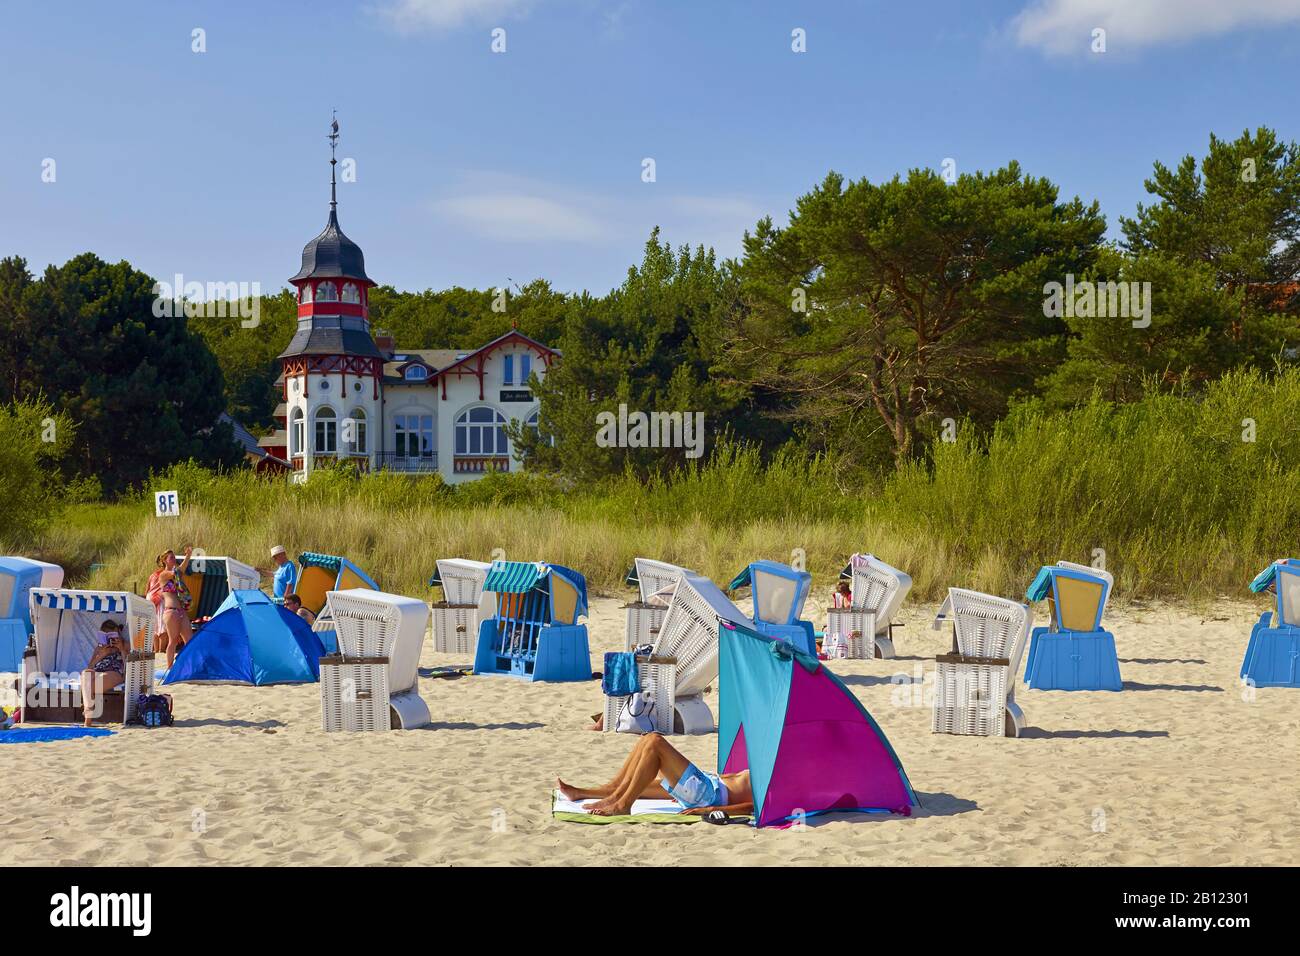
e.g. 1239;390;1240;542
2;0;1299;297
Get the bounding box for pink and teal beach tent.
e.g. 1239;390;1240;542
719;619;917;827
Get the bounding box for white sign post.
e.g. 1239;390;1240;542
155;490;181;518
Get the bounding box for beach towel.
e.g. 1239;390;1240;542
601;652;639;696
0;726;115;744
551;790;701;825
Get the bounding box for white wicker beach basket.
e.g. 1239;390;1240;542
432;603;477;655
825;607;876;659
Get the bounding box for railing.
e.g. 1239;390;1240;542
375;451;439;473
293;454;371;472
454;456;510;474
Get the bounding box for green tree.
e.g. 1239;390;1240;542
1045;128;1300;405
368;280;570;349
729;164;1106;466
0;399;78;544
190;289;296;432
0;253;242;494
514;231;751;479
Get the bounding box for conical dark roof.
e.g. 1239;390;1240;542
289;209;371;283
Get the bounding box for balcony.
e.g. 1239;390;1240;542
376;451;439;473
292;453;371;472
454;456;510;474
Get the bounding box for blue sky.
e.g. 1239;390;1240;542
2;0;1298;296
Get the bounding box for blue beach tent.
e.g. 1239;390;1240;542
163;589;325;686
726;560;817;657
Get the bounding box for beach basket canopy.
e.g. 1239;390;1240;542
296;551;379;615
727;560;811;627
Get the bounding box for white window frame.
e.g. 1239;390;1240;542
346;407;367;454
290;407;304;457
455;405;508;458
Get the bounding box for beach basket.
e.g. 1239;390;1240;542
432;603;478;655
930;588;1030;738
322;590;430;731
825;608;876;659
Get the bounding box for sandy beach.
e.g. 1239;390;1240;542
3;591;1297;867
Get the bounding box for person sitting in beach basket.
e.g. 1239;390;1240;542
557;732;754;817
81;620;127;727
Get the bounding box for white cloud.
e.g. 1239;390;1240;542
377;0;538;33
1011;0;1300;55
429;173;768;252
433;193;613;242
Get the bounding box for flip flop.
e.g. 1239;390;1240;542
703;810;750;826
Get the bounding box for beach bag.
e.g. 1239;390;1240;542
824;632;850;660
133;694;174;728
616;691;656;735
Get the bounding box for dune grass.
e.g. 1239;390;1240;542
18;367;1299;606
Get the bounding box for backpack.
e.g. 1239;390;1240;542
133;694;174;728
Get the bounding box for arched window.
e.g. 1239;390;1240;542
316;281;338;302
314;406;337;454
346;408;367;454
341;282;360;304
455;406;508;457
299;285;312;304
404;365;428;382
290;408;304;457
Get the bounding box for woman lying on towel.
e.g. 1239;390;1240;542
557;732;753;817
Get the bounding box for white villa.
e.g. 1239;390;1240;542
258;140;557;484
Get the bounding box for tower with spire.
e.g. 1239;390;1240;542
279;114;383;480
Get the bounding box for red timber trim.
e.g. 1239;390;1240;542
282;355;382;399
432;329;559;402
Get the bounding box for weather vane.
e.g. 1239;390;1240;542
329;110;339;210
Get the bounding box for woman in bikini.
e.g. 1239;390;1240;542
157;546;194;669
557;732;754;817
